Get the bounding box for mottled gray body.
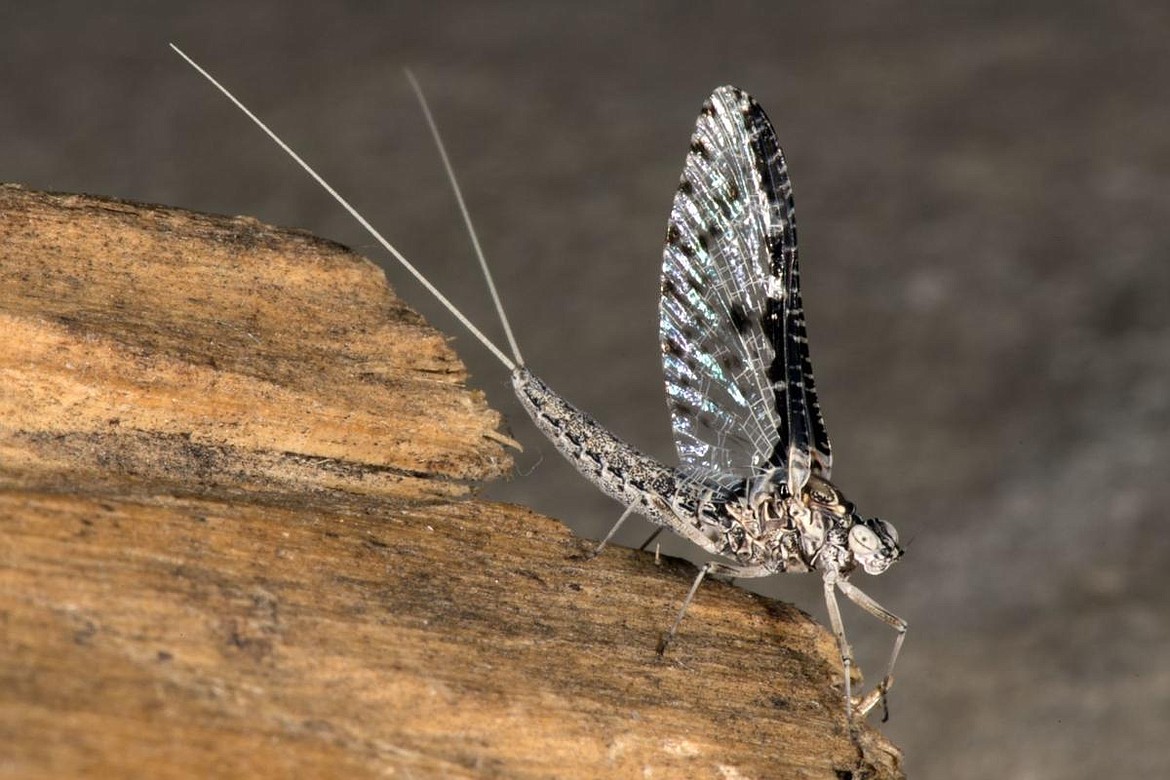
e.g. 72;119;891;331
514;366;882;580
174;47;908;722
512;88;908;720
517;365;802;575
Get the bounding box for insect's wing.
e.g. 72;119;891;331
659;86;831;490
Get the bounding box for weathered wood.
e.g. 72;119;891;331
0;185;510;504
0;186;903;778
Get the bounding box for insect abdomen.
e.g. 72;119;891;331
511;367;676;506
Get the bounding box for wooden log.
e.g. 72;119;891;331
0;185;903;779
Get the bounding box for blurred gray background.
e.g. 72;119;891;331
3;2;1167;776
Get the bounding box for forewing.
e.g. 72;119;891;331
659;86;831;488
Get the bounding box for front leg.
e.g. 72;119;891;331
821;576;858;719
837;578;908;720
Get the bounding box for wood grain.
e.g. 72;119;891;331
0;185;903;779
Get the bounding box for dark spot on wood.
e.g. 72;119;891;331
728;181;740;201
516;569;549;588
73;621;97;646
690;140;710;160
696;232;709;251
661;277;676;296
666;223;680;245
670;400;695;417
678;179;693;196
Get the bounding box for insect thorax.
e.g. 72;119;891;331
707;472;861;576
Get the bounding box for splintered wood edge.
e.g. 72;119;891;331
0;184;512;504
0;186;903;778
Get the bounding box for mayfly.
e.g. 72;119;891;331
171;45;907;720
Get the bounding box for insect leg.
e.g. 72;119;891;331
836;579;907;720
636;527;664;551
590;511;665;558
657;561;771;655
588;503;637;558
658;562;713;655
822;577;856;720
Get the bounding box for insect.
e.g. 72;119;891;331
171;46;907;721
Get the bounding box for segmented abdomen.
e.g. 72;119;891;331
511;367;729;554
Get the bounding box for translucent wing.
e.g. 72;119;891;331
659;86;831;490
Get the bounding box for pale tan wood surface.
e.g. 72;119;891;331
0;186;902;779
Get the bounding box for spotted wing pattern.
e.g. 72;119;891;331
659;86;831;490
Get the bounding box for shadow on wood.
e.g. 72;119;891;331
0;185;903;778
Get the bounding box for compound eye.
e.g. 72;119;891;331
849;524;880;553
877;519;899;544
